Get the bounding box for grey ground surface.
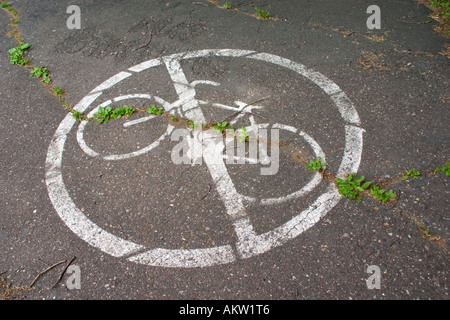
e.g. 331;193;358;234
0;0;449;301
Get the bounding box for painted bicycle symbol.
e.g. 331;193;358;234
46;49;365;267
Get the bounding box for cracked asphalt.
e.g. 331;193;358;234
0;0;449;304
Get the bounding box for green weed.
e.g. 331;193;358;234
93;105;136;123
8;43;31;66
370;185;397;202
147;105;164;115
93;106;113;123
434;161;450;176
402;168;421;180
111;105;135;119
184;120;201;129
72;111;84;121
53;86;65;95
212;121;234;133
1;1;17;15
336;173;371;202
1;2;12;8
431;0;450;19
30;66;51;83
239;126;249;142
305;157;327;171
224;1;233;9
255;7;270;19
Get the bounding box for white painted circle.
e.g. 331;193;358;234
76;94;174;160
45;49;364;268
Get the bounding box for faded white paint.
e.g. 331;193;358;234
46;49;364;268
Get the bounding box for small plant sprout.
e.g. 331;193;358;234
431;0;450;19
190;122;201;129
2;1;18;15
183;120;198;129
224;1;233;9
434;161;450;176
402;168;421;180
170;115;178;121
255;7;270;19
1;2;12;8
53;87;65;95
93;105;136;123
336;173;372;202
8;43;31;66
147;105;164;115
212;121;227;132
239;126;249;142
72;111;84;121
306;157;327;171
61;100;71;109
212;121;234;133
30;66;51;83
111;105;135;119
93;105;113;123
370;185;397;202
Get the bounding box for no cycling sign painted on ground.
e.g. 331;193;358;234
45;49;364;268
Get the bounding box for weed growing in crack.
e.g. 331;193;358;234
336;173;371;202
434;161;450;176
370;185;397;202
431;0;450;19
53;86;65;95
93;106;112;123
147;105;164;115
223;1;233;9
239;126;249;142
336;173;398;203
30;66;51;83
111;105;135;119
1;0;17;15
8;43;31;65
0;2;12;8
61;100;72;110
72;111;84;121
93;105;136;123
255;7;270;19
184;120;202;129
305;157;327;171
402;168;421;180
212;121;234;133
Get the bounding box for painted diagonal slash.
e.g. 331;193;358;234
47;49;365;268
162;55;258;245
